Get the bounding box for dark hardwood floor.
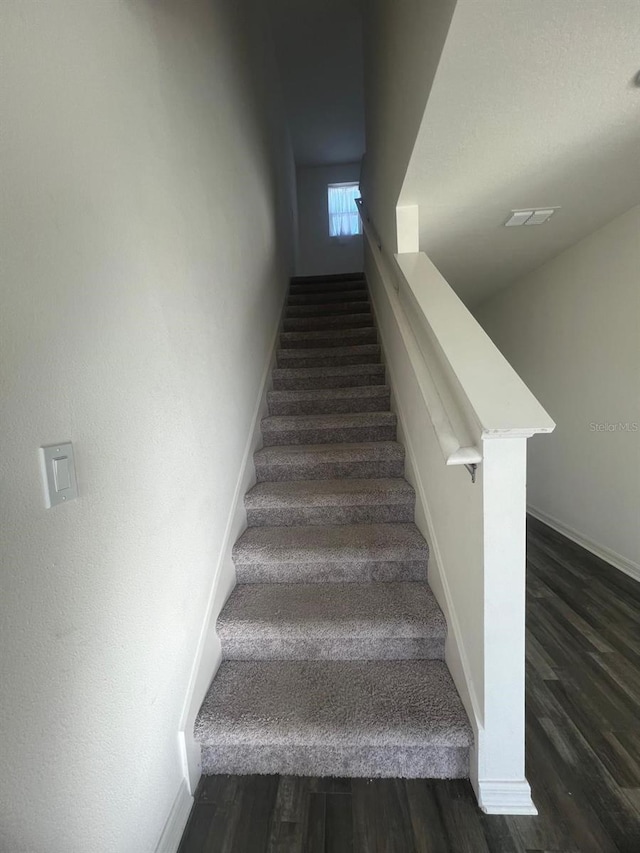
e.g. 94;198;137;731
178;516;640;852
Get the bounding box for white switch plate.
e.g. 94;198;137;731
41;442;78;507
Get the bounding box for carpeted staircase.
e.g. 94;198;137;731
194;274;472;779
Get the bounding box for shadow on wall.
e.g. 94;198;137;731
296;162;364;277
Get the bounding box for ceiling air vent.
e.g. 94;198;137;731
504;208;558;227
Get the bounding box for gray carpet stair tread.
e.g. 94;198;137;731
218;582;446;640
233;521;428;564
195;659;472;748
245;477;414;510
289;283;367;293
267;385;390;414
261;411;397;446
253;440;404;481
280;327;377;348
283;313;374;331
281;326;375;342
286;301;372;317
268;386;389;403
289;281;365;295
262;411;395;433
273;363;384;381
277;343;380;363
288;290;369;305
272;363;385;390
254;441;404;469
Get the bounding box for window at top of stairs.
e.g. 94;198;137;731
327;182;362;238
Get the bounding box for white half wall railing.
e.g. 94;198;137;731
356;198;555;815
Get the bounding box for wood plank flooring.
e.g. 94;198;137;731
178;516;640;852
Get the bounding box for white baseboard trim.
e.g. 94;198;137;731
528;505;640;584
477;779;537;815
155;779;193;853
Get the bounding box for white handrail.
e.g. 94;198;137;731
357;199;481;467
356;199;554;469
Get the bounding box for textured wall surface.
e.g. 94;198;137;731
0;1;295;850
476;205;640;574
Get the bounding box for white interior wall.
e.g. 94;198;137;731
0;1;295;851
475;205;640;577
295;162;363;277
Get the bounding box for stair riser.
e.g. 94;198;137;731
272;371;385;391
200;745;469;779
280;330;377;349
245;504;414;527
288;291;369;306
267;393;390;417
262;424;397;446
289;280;365;295
234;560;427;584
286;302;372;318
255;459;405;482
221;637;445;661
282;314;373;332
276;351;381;369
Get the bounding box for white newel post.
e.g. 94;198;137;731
475;436;537;814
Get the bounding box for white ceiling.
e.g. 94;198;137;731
400;0;640;306
268;0;365;166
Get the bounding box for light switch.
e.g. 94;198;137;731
53;456;71;492
41;442;78;507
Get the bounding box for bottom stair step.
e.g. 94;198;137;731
195;659;472;778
